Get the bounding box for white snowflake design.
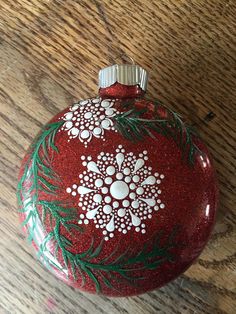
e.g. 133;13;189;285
59;98;120;147
66;145;165;241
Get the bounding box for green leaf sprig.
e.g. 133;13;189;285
114;100;202;165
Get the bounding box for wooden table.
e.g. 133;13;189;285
0;1;235;313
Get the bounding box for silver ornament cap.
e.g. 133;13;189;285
99;64;148;91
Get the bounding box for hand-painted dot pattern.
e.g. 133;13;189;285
66;145;165;240
59;98;120;147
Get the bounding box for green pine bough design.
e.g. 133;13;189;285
17;121;81;269
113;99;202;165
17;120;178;293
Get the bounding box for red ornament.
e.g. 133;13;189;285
17;64;218;296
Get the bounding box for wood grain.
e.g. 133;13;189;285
0;1;235;313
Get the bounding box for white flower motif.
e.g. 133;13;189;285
66;145;165;241
60;98;120;147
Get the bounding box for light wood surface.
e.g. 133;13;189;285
0;1;235;313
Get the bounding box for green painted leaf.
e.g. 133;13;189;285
114;100;202;165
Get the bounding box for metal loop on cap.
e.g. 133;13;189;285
113;53;135;65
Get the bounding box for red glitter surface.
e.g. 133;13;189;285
18;84;218;297
99;82;145;99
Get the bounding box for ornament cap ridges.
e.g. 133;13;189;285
99;64;148;91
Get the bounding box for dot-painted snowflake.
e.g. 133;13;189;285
66;145;165;241
59;98;120;147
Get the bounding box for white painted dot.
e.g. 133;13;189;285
160;203;165;209
66;187;71;193
64;121;73;130
121;223;125;228
84;112;92;119
101;100;110;108
122;230;127;234
105;108;114;116
154;206;159;211
105;177;112;184
110;181;129;200
105;196;111;203
132;200;139;209
105;237;109;241
136;187;144;195
148;214;152;219
125;176;131;183
93;194;102;203
103;230;107;235
129;192;136;199
160;174;165;179
70;127;79;136
95;179;103;188
102;187;108;194
141;229;146;234
80;130;90;139
116;172;123;180
110;233;114;238
80;100;89;106
106;166;115;176
80;214;85;219
113;201;119;208
84;219;89;225
103;205;112;214
135;227;140;232
122;200;130;207
101;119;111;129
92;98;100;104
129;183;136;190
72;191;76;196
71;104;79;111
65;112;73;120
123;167;130;175
141;224;145;228
133;175;140;183
93;127;102;135
117;208;126;217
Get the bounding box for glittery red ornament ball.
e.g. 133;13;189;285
17;76;218;297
